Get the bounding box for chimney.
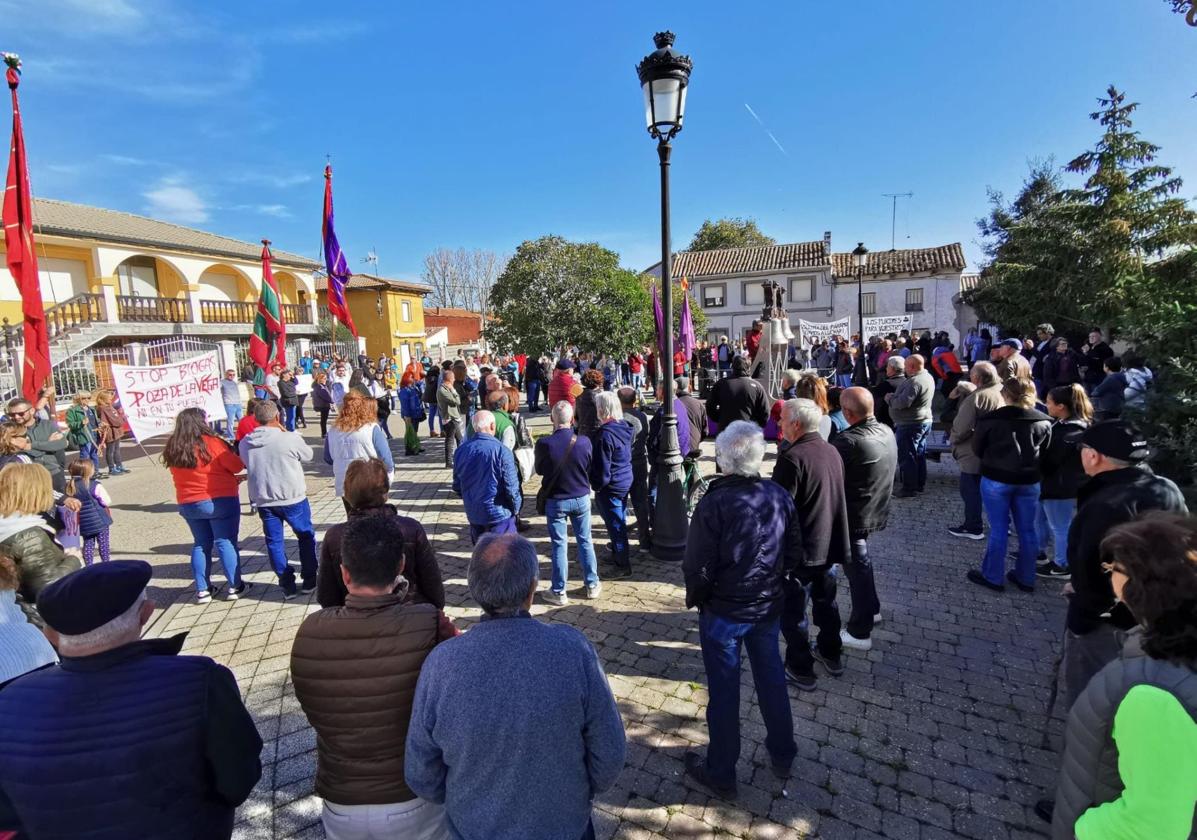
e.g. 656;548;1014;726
823;230;832;258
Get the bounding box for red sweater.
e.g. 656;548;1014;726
169;436;244;504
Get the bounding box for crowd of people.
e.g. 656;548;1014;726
0;319;1193;840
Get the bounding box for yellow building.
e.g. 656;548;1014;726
0;198;320;336
315;273;430;366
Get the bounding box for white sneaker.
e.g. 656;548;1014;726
840;629;873;651
873;612;883;625
541;590;569;606
585;583;602;599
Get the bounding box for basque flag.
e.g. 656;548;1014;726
322;165;358;337
249;240;286;382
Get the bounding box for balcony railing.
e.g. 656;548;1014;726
115;295;192;323
199;300;256;323
47;293;105;337
281;303;313;325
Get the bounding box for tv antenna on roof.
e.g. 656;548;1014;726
882;192;913;250
361;248;379;276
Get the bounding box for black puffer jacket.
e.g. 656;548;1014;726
683;475;799;622
973;405;1052;485
1039;418;1088;500
1065;465;1187;635
705;373;769;430
830;417;898;535
574;387;601;438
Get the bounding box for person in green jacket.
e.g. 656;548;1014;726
1052;512;1197;839
65;391;102;477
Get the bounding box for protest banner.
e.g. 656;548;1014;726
296;373;313;395
112;351;225;441
798;317;851;345
863;314;913;338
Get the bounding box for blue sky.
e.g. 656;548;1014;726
7;0;1197;278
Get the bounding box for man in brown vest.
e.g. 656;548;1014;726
290;515;456;839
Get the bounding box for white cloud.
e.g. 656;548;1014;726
233;203;292;218
227;171;313;189
143;179;208;224
0;0;146;35
102;154;160;167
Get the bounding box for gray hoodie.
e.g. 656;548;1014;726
238;425;313;508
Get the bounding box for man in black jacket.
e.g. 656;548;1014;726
683;421;800;799
831;388;898;650
675;377;708;458
1060;421;1187;709
0;561;262;839
772;398;851;691
6;397;67;491
705;356;768;432
619;387;652;551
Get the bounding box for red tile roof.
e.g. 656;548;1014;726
314;273;430;295
831;244;966;279
669;241;829;278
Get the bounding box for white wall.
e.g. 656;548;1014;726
198;271;241;302
0;257;90;306
832;273;963;342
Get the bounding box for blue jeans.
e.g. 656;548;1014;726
282;405;297;432
223;402;243;439
895;422;931;492
699;611;797;787
980;478;1040;587
527;380;541;410
469;514;517;545
1038;498;1075;568
594;490;629;567
545;495;599;593
179;496;242;593
258;500;318;583
781;566;841;674
835;373;853;389
632;372;644;391
425;402;440;434
79;442;101;473
959;471;983;531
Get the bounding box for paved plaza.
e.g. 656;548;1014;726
109;414;1064;840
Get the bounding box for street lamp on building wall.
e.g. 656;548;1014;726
852;242;869;383
637;31;692;560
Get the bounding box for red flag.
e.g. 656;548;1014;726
248;240;287;380
3;55;50;402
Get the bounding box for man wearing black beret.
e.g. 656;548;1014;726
0;561;263;840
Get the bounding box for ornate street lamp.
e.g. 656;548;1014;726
637;31;692;561
852;242;869;383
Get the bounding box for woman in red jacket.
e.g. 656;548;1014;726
162;407;247;603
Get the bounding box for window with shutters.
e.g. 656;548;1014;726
905;288;924;312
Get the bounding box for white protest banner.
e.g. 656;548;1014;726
863;314;913;338
112;351;225;441
295;373;313;396
798;317;851;345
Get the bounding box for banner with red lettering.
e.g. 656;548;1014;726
111;351;224;441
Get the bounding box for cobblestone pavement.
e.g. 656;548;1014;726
132;414;1065;840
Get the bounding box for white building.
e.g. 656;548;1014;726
648;236;969;344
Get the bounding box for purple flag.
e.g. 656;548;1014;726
651;283;668;369
322;165;358;337
679;287;696;360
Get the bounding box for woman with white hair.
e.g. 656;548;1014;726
681;421;800;798
589;392;634;576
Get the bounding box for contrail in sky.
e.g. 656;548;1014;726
744;103;788;156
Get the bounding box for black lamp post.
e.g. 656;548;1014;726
852;242;869;383
638;31;692;561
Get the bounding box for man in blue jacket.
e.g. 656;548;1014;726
590;392;634;576
452;410;523;543
0;561;262;840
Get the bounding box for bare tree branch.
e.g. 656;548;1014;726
421;247;506;313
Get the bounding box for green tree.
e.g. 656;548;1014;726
967;87;1197;485
967;162;1088;333
317;311;353;344
687;217;775;252
484;236;653;357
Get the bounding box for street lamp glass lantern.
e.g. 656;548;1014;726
636;31;693;139
852;242;869;270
